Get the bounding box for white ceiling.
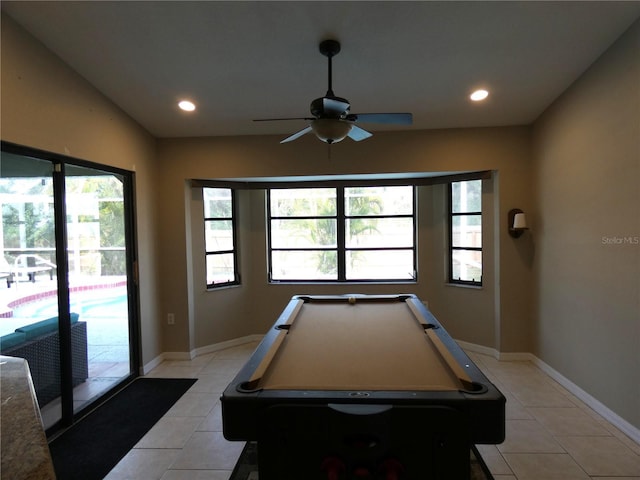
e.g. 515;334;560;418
3;1;639;140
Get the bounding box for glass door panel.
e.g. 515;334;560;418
64;165;133;415
0;152;62;427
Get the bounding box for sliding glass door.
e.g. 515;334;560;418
0;144;139;431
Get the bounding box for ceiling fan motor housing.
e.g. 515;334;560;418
310;96;350;118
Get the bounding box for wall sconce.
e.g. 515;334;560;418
508;208;528;238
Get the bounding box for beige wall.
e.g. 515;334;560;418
157;127;534;355
0;14;163;367
532;20;640;429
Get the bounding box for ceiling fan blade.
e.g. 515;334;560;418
254;117;313;122
347;124;373;142
323;97;350;116
348;113;413;125
280;126;313;143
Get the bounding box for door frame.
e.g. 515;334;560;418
1;141;141;434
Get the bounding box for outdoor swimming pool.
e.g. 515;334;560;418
15;289;128;318
0;287;128;337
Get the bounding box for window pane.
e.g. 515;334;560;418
203;187;238;289
271;250;337;280
267;185;416;283
452;215;482;248
346;250;414;280
204;188;232;218
346;218;413;248
206;253;236;285
452;180;481;213
452;249;482;283
270;188;336;217
270;218;336;248
205;220;234;252
345;186;413;215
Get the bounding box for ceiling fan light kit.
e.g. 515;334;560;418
254;39;413;144
311;118;352;144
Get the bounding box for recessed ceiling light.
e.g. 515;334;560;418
178;100;196;112
470;89;489;101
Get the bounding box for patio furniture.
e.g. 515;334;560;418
0;313;88;406
3;254;57;287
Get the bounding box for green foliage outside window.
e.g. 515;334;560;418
1;175;127;275
269;186;414;281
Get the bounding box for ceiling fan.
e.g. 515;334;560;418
254;39;413;144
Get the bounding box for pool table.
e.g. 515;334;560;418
222;294;505;479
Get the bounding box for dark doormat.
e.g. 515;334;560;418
49;377;196;480
230;441;494;479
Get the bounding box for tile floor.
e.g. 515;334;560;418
103;341;640;480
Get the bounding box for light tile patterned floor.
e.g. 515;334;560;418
103;342;640;480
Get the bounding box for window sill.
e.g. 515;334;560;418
446;282;482;290
206;283;241;292
268;280;418;286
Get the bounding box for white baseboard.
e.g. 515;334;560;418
141;335;263;375
530;356;640;445
457;340;639;446
193;334;264;357
140;354;165;375
140;351;192;375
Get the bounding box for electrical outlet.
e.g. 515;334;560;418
167;313;175;325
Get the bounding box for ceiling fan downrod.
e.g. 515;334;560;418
319;39;340;97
